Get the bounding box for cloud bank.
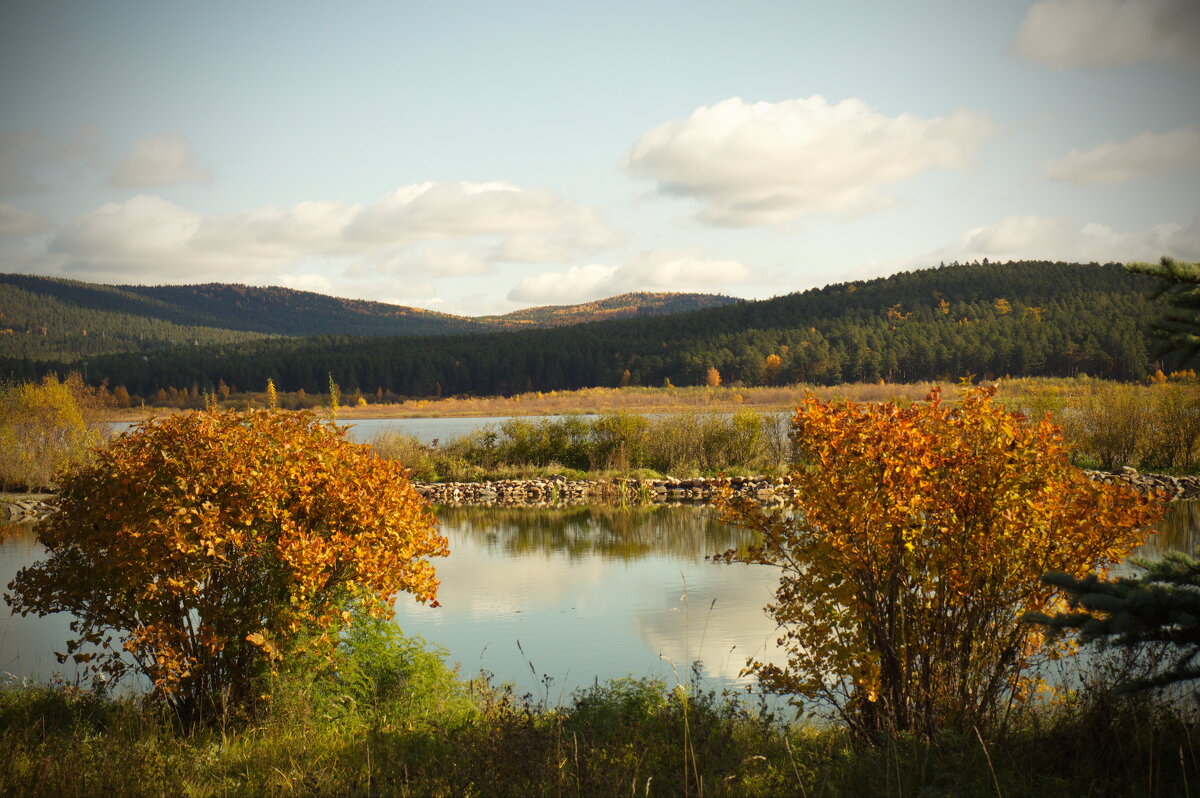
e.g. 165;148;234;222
43;182;619;282
925;213;1200;265
1046;127;1200;184
1014;0;1200;68
625;96;993;226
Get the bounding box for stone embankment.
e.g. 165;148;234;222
3;469;1197;522
1084;467;1200;502
413;474;781;507
1;496;55;523
413;468;1200;507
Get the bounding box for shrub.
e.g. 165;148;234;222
0;375;102;491
590;413;651;471
263;597;476;734
1143;376;1200;469
716;386;1162;740
1061;383;1150;469
4;408;446;722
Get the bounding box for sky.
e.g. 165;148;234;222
1;0;1198;317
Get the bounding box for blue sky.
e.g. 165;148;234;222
2;0;1197;316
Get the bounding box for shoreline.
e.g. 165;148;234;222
5;468;1197;523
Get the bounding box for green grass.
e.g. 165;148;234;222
2;664;1196;797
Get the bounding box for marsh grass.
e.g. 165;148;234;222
3;620;1198;797
371;410;792;481
364;377;1200;481
2;665;1196;797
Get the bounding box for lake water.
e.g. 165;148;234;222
339;415;596;445
112;415;598;445
2;502;1197;699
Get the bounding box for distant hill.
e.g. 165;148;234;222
482;292;739;327
0;276;275;361
2;261;1163;397
0;273;738;361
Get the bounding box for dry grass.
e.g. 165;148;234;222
96;377;1200;474
106;382;966;422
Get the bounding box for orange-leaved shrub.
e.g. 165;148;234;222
716;386;1162;740
4;408;446;722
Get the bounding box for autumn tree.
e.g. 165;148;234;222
762;353;783;385
716;386;1161;739
5;408;446;722
705;366;722;387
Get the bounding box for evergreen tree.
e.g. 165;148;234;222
1028;550;1200;692
1126;257;1200;368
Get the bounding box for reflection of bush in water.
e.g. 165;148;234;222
435;505;754;560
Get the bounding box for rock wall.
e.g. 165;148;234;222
412;474;781;507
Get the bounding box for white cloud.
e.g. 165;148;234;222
110;133;213;188
625;96;993;226
508;250;752;304
399;246;494;277
51;194;206;270
44;182;618;282
346;181;620;256
923;213;1200;264
346;245;495;281
507;264;621;304
1046;127;1200;184
1014;0;1200;67
0;203;54;239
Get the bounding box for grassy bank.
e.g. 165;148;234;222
2;668;1195;797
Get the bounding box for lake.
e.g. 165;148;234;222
115;413;785;446
112;415;599;445
2;501;1197;699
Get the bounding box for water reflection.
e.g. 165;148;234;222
434;504;755;561
1138;500;1200;558
0;522;83;683
392;505;786;696
3;500;1197;701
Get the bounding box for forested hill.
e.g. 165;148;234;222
0;274;485;359
0;274;737;361
0;261;1163;396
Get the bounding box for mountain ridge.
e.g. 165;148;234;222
0;272;739;361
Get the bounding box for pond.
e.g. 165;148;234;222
2;502;1197;699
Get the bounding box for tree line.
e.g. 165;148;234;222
0;261;1163;397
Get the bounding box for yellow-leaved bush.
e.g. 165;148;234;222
0;374;103;491
5;408;446;720
716;386;1162;739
